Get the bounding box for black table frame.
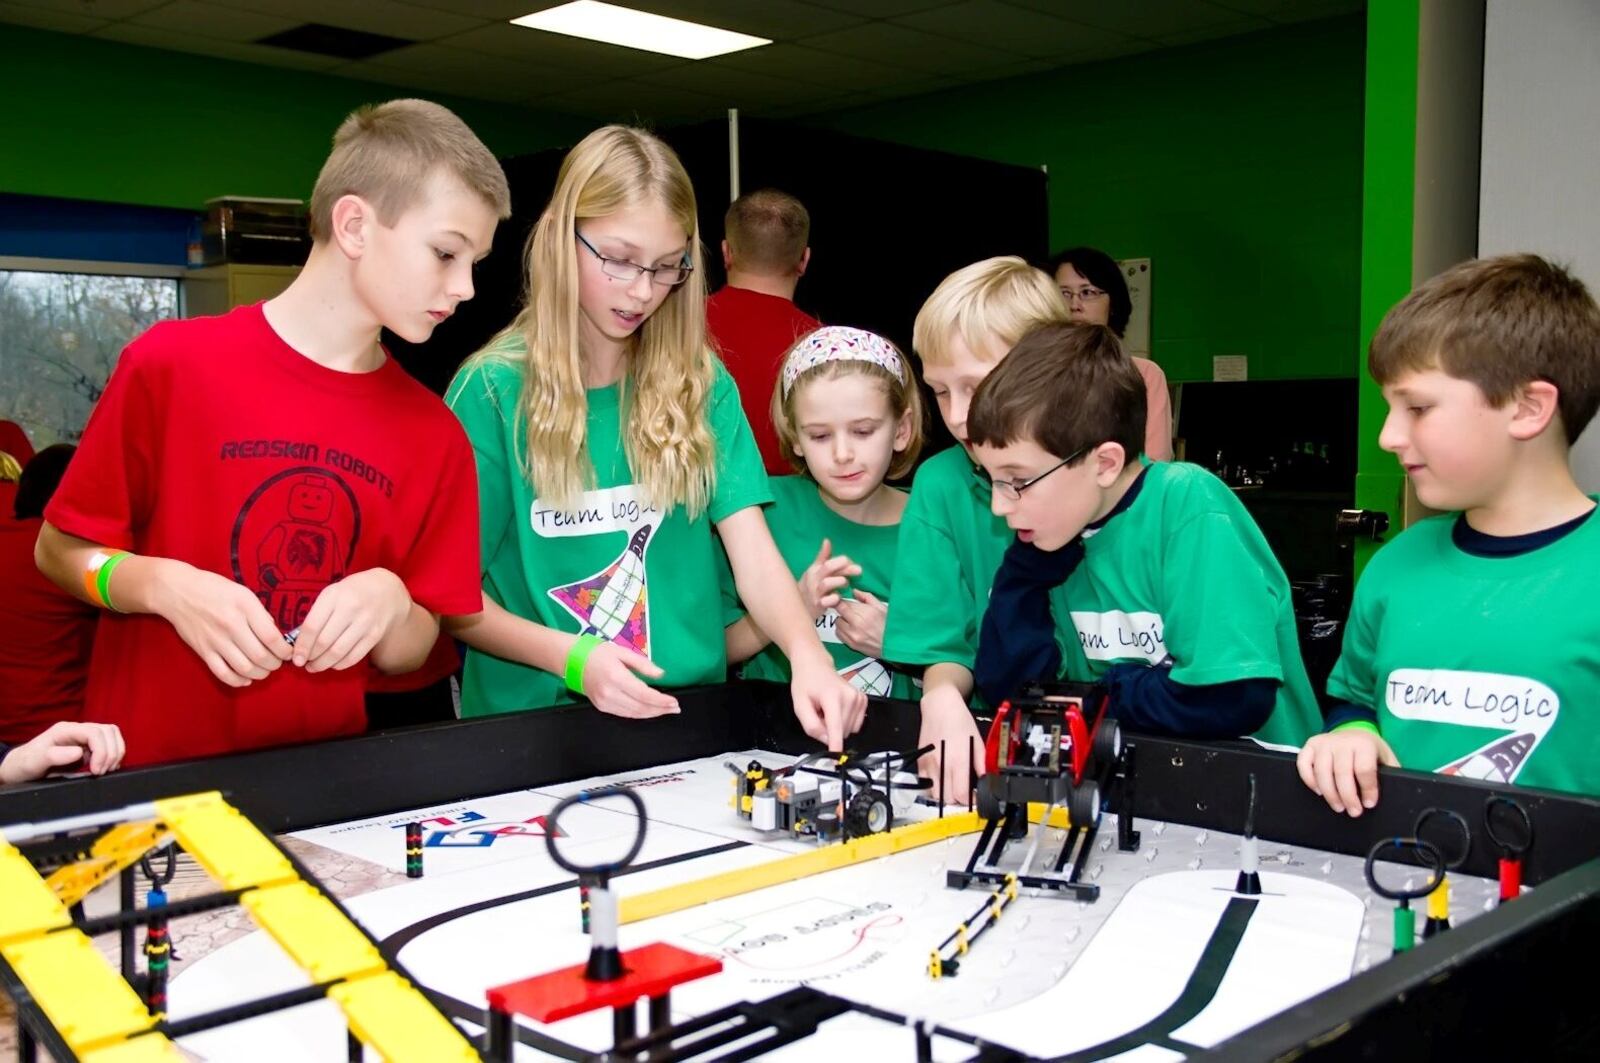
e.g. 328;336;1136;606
4;681;1599;1061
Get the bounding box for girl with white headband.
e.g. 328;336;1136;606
722;325;924;699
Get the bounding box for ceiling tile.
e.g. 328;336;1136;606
1155;19;1274;48
203;0;488;41
716;41;928;92
1004;0;1266;41
441;21;691;75
894;1;1137;61
798;21;1024;76
344;42;582;100
89;22;348;70
633;1;864;39
0;0;107;32
4;0;166;18
1206;0;1362;22
126;1;297;42
803;0;957;16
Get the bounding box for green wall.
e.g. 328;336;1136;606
0;25;590;213
808;15;1366;383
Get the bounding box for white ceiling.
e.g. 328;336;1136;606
0;0;1365;122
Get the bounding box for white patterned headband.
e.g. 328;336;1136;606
781;326;906;398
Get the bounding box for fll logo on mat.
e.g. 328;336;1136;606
392;811;566;848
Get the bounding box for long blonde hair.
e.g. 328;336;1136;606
479;126;716;516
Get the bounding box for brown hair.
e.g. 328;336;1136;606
968;323;1145;465
1369;253;1600;443
309;99;511;241
770;332;926;481
724;188;809;274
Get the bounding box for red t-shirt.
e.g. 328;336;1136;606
0;517;98;743
45;303;482;767
705;286;821;475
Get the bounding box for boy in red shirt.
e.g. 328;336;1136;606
35;99;509;766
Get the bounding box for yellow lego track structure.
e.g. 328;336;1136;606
0;792;477;1062
620;802;1074;926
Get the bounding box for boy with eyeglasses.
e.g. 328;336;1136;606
967;322;1320;749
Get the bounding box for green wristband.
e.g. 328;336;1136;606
565;634;603;695
96;551;132;613
1331;719;1380;737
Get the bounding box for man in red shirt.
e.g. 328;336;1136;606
0;445;97;743
34;100;510;767
706;188;821;473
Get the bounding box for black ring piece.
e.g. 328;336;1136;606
544;785;647;877
139;843;177;886
1364;836;1445;902
1413;807;1472;870
1484;794;1533;857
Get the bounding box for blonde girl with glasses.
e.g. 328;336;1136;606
446;126;866;748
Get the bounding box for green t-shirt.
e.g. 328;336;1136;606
445;344;771;715
1326;507;1600;794
1056;463;1321;748
723;474;919;700
882;446;1013;681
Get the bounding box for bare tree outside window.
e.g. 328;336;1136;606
0;270;179;450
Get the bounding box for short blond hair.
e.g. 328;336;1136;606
309;99;511;241
912;256;1070;367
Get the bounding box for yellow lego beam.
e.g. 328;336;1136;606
241;882;388;984
43;819;169;910
331;971;480;1063
155;792;296;892
0;931;175;1057
621;811;984;925
0;842;72;945
80;1036;186;1062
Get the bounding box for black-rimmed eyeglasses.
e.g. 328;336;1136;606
576;232;693;287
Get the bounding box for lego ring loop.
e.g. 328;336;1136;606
1364;836;1445;902
1483;794;1533;857
140;843;177;886
1413;807;1471;870
545;785;648;877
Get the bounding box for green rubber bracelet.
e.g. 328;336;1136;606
565;634;603;695
96;551;132;613
1331;719;1381;737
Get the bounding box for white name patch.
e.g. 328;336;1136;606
1070;610;1167;665
530;485;661;538
1384;667;1558;732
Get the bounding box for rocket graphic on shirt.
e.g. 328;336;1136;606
1438;732;1537;784
549;524;653;656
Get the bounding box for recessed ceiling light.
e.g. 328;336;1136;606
511;1;770;60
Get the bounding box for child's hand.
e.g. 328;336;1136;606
155;561;293;687
919;686;983;806
1296;728;1399;817
581;642;680;719
0;722;126;784
789;651;866;750
835;589;888;659
295;569;412;673
798;539;861;620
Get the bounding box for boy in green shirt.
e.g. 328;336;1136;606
1300;254;1600;812
884;257;1075;801
966;323;1322;750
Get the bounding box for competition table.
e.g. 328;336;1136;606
2;681;1598;1062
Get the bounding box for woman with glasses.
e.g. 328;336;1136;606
1049;247;1173;461
444;126;865;750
